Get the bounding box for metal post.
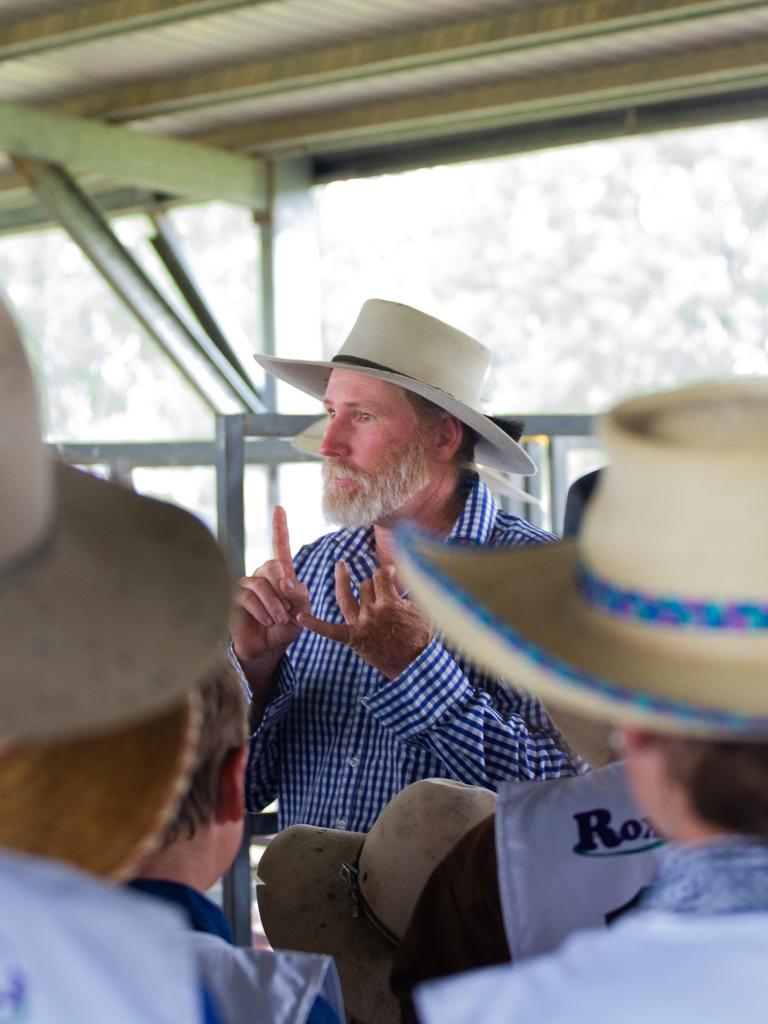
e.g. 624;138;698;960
223;826;254;949
256;161;282;519
257;162;278;415
550;435;570;537
214;411;252;945
215;413;246;578
149;212;261;402
107;456;135;489
523;439;545;531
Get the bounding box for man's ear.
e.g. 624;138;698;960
216;745;248;824
432;412;464;463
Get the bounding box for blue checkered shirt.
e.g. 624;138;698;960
246;476;581;832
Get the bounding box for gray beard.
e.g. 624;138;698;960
322;442;431;528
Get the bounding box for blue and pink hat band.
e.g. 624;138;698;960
577;564;768;631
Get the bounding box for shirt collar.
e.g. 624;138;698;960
332;473;497;562
127;879;234;944
333;524;376;562
446;473;498;546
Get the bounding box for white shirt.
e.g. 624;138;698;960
192;932;344;1024
0;850;201;1023
415;910;768;1024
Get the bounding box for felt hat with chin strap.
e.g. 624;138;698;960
394;379;768;739
255;298;535;475
292;414;542;508
257;779;496;1024
0;296;232;878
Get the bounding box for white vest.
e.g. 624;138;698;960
495;760;662;960
192;933;344;1024
0;851;201;1023
415;910;768;1024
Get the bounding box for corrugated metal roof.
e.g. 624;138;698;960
1;0;768;220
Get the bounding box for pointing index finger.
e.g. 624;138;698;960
272;505;295;577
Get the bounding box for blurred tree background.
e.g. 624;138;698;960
0;202;260;441
1;118;766;546
316;120;768;414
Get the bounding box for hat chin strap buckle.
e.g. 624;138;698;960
338;853;400;948
339;858;363;920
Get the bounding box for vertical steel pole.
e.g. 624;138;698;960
215;412;252;946
550;435;570;538
523;439;545;531
257;161;281;512
215;413;246;577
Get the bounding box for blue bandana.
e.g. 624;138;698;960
641;837;768;915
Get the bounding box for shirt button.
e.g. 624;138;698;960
335;818;347;830
348;756;360;768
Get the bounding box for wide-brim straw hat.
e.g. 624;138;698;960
394;380;768;738
292;415;542;508
0;694;200;880
0;298;232;742
258;779;496;1024
255;298;535;475
0;294;230;878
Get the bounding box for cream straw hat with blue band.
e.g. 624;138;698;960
395;379;768;738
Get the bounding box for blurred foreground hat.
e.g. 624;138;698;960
0;298;231;740
258;779;496;1024
0;296;232;876
0;695;200;880
292;415;542;508
256;298;535;475
395;380;768;738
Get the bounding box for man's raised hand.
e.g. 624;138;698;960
232;505;311;666
297;561;433;680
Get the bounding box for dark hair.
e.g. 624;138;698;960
659;736;768;839
403;391;524;473
162;661;248;844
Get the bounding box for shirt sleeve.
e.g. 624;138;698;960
241;538;325;814
363;638;581;786
244;656;297;813
227;642;253;702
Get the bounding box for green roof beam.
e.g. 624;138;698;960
0;100;266;208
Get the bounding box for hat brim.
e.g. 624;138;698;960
395;530;768;738
257;825;399;1024
0;461;231;741
0;696;199;880
477;468;542;507
255;353;535;476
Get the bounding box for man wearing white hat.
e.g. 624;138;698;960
233;299;590;833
